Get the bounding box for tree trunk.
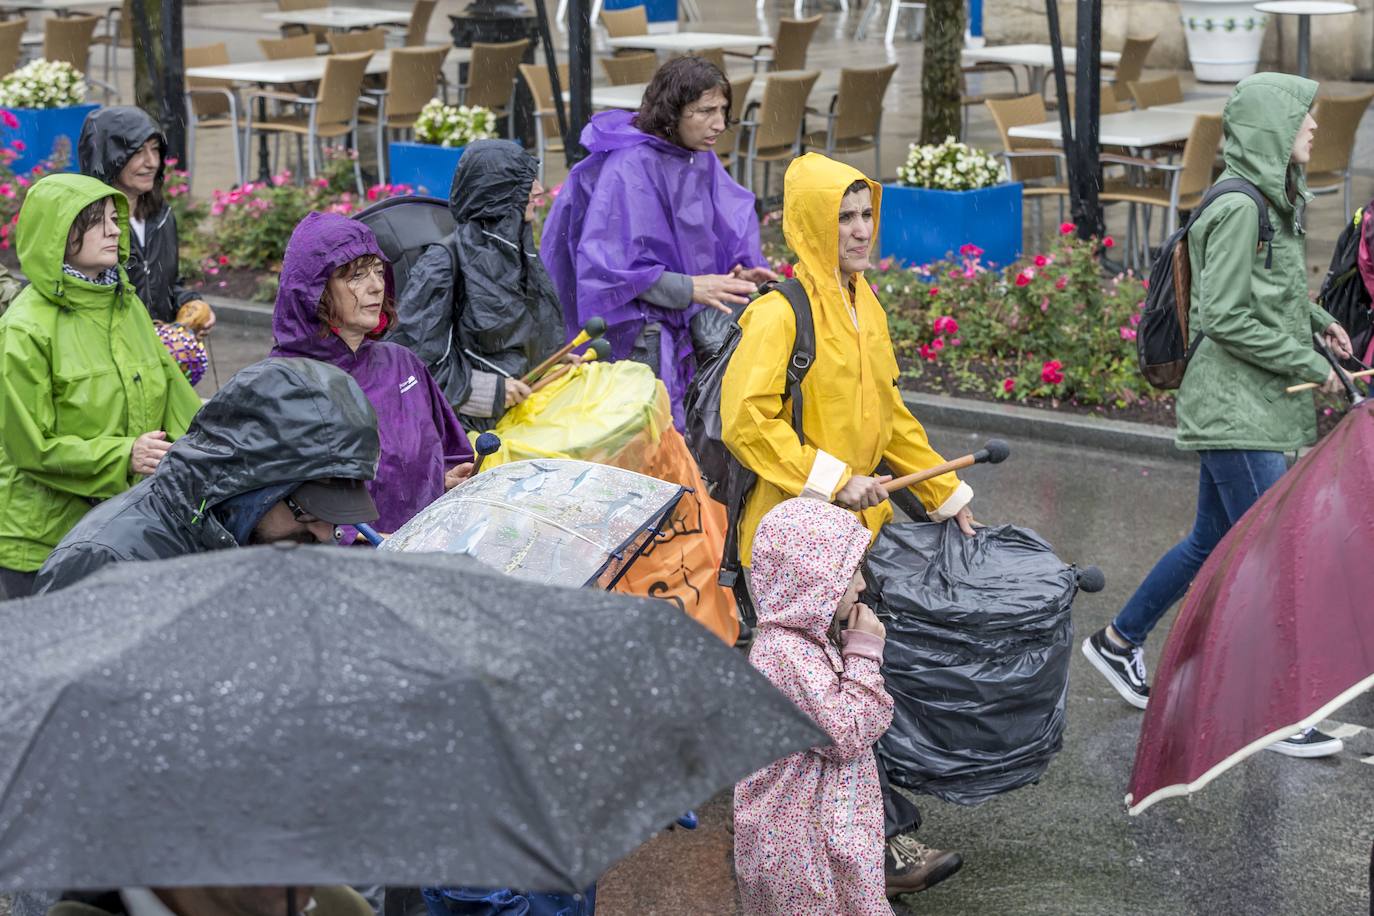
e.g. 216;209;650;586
130;0;188;167
920;0;966;144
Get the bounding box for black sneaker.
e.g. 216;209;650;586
1266;726;1344;758
1081;627;1150;709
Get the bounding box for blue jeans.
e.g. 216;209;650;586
1112;449;1289;646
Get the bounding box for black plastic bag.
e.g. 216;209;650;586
864;521;1077;806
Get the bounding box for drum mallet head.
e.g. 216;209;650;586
1076;565;1106;593
473;432;501;475
973;439;1010;465
584;316;607;338
584;338;611;361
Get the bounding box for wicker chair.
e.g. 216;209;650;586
736;70;820;197
803;64;897;179
184;42;246;188
359;44;448;184
458;38;530;139
600;51;657;86
518;62;571;184
986;94;1070;237
1307;92;1374;217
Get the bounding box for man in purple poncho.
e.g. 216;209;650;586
541;56;776;429
271;212;474;536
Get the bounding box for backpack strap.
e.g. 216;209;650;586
1188;177;1275;269
758;277;816;444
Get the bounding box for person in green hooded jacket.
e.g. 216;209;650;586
0;173;202;600
1082;72;1353;758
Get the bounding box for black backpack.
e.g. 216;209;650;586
1137;178;1274;389
682;277;815;625
1317;206;1373;370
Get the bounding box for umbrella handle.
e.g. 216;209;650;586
1313;332;1365;405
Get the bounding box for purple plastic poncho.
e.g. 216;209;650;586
540;109;766;429
270;212;473;534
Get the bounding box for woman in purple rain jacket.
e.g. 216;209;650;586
271;212;473;535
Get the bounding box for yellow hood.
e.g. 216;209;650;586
783;152;882;295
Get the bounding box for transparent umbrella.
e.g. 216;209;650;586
379;459;685;590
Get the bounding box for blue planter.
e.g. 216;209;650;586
387;141;466;197
0;104;100;176
879;181;1022;268
605;0;677;23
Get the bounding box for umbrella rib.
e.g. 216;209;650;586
1126;668;1374;816
454;496;611;549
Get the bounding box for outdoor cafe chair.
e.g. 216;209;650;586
599;4;647;54
243;51;372;194
1307;91;1374;217
44;14;115;102
184;42;246;189
458;38;530;140
985;93;1070;238
328;27;388;55
1128;74;1184;110
1099;112;1223;270
91;0;133;100
694;46;727;73
803;63;897;180
0;18;24;77
600;50;656;86
518;61;570;185
714;72;753;173
277;0;328;47
402;0;437;46
359;44;448;184
746;14;820;72
736;69;820;199
1102;32;1156;109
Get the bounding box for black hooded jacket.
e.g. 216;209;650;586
390;140;565;430
34;358;381;594
78;106;199;323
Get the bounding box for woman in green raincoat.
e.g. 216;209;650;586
0;173;201;599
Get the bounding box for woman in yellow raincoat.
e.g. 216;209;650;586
721;150;975;897
722;152;975;569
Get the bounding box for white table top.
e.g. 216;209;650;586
0;0;115;9
1009;109;1199;148
961;43;1121;69
1252;1;1356;15
261;6;411;30
185;46;467;85
1150;95;1229;115
605;31;772;52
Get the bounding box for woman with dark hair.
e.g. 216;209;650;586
541;55;776;429
0;173;201;599
79;106;215;331
270;212;473;537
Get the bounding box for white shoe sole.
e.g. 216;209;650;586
1265;736;1344;758
1081;637;1149;710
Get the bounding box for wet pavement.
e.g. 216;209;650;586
196;326;1373;915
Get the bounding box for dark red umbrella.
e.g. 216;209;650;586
1127;401;1374;815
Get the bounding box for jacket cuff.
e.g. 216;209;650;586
841;630;885;662
638;270;694;310
801;449;848;501
928;480;973;522
460;370;503;419
1309;302;1337;335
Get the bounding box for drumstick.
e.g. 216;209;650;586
1285;368;1374;393
530;338;610;393
883;440;1010;493
522;316;608;384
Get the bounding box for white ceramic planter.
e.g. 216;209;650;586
1178;0;1270;82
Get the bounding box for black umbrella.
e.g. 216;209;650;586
0;545;821;893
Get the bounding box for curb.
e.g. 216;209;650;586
901;390;1185;463
216;295;1185;463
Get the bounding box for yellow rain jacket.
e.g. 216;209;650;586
721;153;972;567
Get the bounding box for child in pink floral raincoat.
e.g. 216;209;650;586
733;498;894;916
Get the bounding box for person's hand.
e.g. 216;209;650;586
833;474;892;511
954;505;978;537
1324;322;1353;361
730;263;780;286
692;273;756;314
504;378;532;408
1321;369;1344;394
846;602;886;640
444;462;474;490
130;430;171;475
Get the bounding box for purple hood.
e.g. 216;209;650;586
539;109;765;428
270;212;472;534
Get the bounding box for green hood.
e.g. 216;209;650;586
16;172;130;309
1221;72;1317;224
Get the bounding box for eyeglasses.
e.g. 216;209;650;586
284;495;321;525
